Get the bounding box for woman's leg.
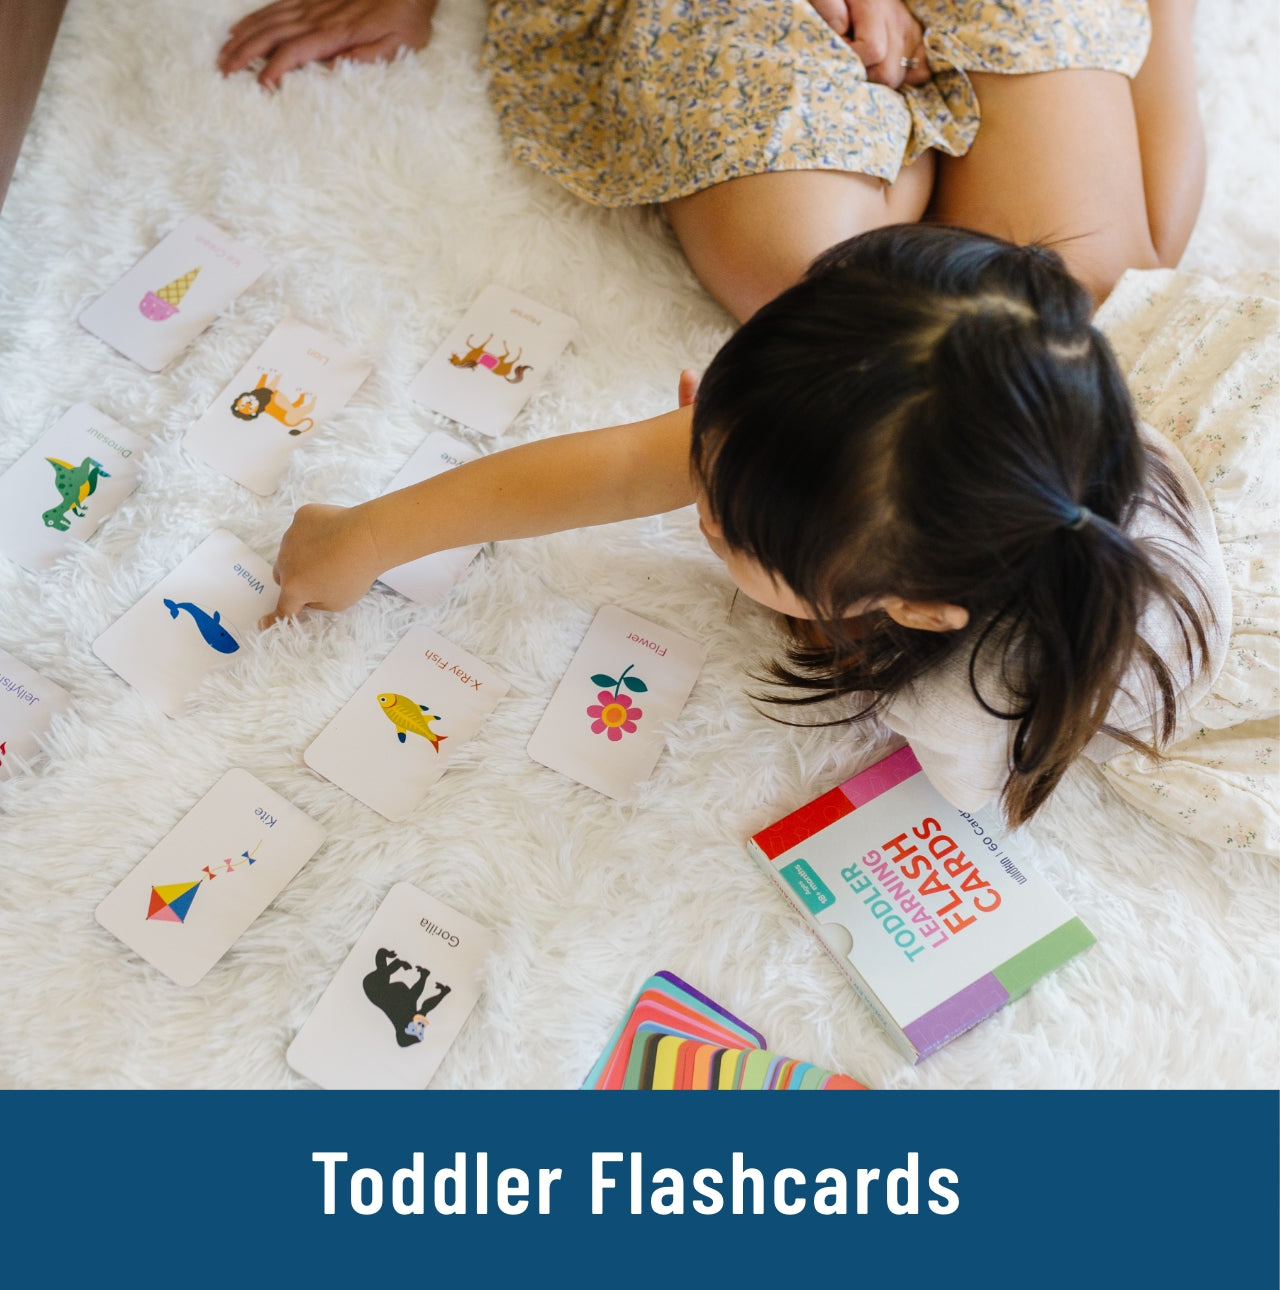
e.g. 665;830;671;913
663;155;934;322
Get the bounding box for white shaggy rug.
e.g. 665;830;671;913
0;0;1275;1090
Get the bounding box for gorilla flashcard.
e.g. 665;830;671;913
409;284;577;436
79;215;268;373
183;320;373;496
94;767;326;988
0;404;145;573
286;882;495;1090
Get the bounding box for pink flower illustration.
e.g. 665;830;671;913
587;689;643;741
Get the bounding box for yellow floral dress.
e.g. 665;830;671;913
483;0;1151;207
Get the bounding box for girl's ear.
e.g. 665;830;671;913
880;597;970;633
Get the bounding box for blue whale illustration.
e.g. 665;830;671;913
163;598;240;654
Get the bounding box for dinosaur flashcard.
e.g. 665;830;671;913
304;625;508;821
527;605;705;801
79;215;267;371
409;283;577;436
95;768;325;988
0;404;144;572
184;319;372;495
287;882;494;1089
92;529;276;716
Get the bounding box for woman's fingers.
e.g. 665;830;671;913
846;0;929;91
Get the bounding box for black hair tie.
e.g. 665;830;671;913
1065;505;1092;532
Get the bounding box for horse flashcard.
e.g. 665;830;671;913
304;625;509;821
376;431;484;606
0;646;73;782
286;882;494;1090
409;284;577;436
79;215;268;372
92;529;278;716
94;768;325;988
184;320;373;495
526;605;705;801
0;404;145;572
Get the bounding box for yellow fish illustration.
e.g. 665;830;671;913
377;693;446;753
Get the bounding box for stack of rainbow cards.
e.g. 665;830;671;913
584;972;866;1091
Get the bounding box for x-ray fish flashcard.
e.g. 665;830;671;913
184;320;373;495
92;529;278;716
409;284;577;436
287;882;494;1089
95;768;325;987
0;404;145;572
304;625;509;821
79;215;269;372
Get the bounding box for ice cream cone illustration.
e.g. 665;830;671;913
139;266;200;321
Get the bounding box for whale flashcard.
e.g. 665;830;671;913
95;768;325;987
0;647;73;782
527;605;705;801
286;882;494;1090
92;529;278;716
79;215;269;372
376;431;484;606
409;284;577;436
0;404;145;572
304;625;509;821
184;320;373;495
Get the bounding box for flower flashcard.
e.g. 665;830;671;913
527;605;705;801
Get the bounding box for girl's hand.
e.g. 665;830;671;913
809;0;931;90
260;502;384;627
217;0;439;90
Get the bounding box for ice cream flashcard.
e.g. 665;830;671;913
286;882;495;1090
184;320;373;495
92;529;278;717
79;215;268;372
377;431;483;606
0;404;145;572
304;626;509;821
94;768;325;988
526;605;705;801
409;284;577;436
0;647;72;782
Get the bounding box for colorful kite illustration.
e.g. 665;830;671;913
146;840;262;924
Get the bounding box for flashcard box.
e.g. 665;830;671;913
747;745;1095;1064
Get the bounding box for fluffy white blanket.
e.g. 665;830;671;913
0;0;1274;1089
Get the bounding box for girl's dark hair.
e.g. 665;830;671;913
691;224;1211;826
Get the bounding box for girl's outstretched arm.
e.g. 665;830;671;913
217;0;439;89
262;405;695;626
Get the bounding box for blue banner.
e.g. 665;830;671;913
1;1091;1274;1285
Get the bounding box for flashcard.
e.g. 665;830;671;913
79;215;269;372
286;882;495;1090
0;404;145;572
527;605;705;801
0;647;72;781
184;320;373;495
304;625;509;821
409;284;577;436
92;529;277;716
377;431;484;606
94;768;325;987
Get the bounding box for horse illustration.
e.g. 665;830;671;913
448;334;532;383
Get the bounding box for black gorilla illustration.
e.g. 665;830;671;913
362;947;451;1047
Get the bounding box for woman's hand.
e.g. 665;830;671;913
809;0;931;90
260;502;384;627
217;0;439;90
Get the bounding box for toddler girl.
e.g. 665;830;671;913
263;225;1273;845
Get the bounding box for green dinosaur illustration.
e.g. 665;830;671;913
43;457;111;531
